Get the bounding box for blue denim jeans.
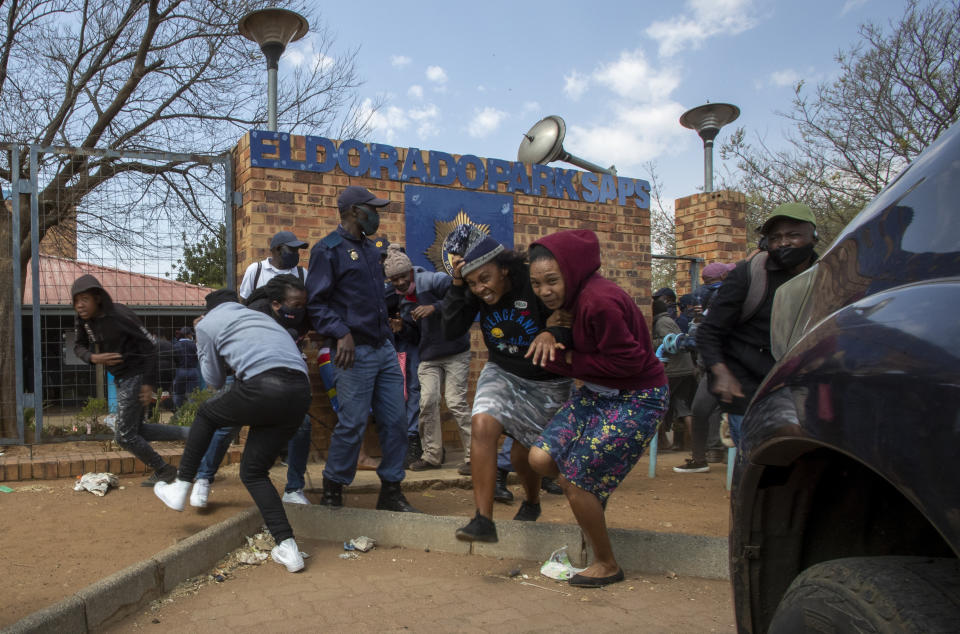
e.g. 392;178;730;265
728;413;744;448
497;436;513;472
399;342;421;438
195;417;311;492
323;342;406;485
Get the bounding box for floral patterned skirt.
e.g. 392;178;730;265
534;384;669;502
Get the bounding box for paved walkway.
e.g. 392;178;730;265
107;539;735;633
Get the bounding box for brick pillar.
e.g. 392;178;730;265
674;191;747;296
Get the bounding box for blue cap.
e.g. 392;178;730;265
337;186;390;213
270;230;308;250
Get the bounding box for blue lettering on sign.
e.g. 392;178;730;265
487;158;512;192
400;148;428;182
428;151;457;185
369;143;399;180
508;161;532;194
305;136;337;172
457;155;486;189
581;172;599;203
248;130;650;209
531;164;556;198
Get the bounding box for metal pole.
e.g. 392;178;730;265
29;146;42;442
703;139;714;193
223;154;237;290
262;43;284;133
11;149;25;443
267;67;278;132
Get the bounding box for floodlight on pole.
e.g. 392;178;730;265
517;115;617;175
679;103;740;193
239;8;309;132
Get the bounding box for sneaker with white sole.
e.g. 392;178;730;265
154;479;192;511
282;489;311;505
673;458;710;473
190;478;210;508
271;537;305;572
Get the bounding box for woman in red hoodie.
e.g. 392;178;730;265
525;229;668;587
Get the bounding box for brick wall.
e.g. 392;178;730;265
232;132;654;456
674;191;747;296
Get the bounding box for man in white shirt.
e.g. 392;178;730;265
238;230;308;300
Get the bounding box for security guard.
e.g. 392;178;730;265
305;186;418;512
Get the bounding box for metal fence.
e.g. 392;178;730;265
2;144;234;445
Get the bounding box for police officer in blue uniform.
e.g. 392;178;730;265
305;186;418;512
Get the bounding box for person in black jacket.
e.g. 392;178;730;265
72;274;188;485
441;229;572;543
696;203;818;446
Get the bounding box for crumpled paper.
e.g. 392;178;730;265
344;536;376;552
74;472;119;497
539;546;585;581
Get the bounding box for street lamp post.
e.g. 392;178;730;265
679;103;740;193
239;8;309;132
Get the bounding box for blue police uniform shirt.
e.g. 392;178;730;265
306;225;392;346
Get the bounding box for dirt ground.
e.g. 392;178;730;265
108;540;735;633
0;446;731;629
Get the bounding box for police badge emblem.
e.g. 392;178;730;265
349;250;359;261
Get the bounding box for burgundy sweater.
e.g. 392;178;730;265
533;230;666;391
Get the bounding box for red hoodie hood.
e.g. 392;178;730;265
532;230;600;310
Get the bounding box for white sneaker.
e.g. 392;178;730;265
271;538;305;572
282;489;311;505
154;479;191;511
190;478;211;508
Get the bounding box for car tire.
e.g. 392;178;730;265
768;556;960;634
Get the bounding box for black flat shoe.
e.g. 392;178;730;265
568;568;625;588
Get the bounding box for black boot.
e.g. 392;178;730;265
540;477;563;495
376;480;420;513
403;435;422;469
494;468;514;504
319;477;343;508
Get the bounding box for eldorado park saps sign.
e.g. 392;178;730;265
249;130;651;209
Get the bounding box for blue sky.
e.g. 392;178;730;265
281;0;908;208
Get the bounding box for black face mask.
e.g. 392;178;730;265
769;243;815;269
355;204;380;236
278;304;306;325
279;250;300;269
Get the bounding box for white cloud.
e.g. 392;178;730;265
563;70;589;101
426;65;448;84
467;107;508;138
566;101;688;171
409;103;441;138
521;101;541;115
407;84;424;99
593;49;680;102
558;48;690;172
840;0;868;16
282;39;334;73
646;0;760;57
769;68;801;87
359;98;441;143
391;55;411;68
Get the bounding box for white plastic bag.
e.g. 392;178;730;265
539;546;585;581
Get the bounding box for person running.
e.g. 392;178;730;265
188;275;313;509
154;289;312;573
441;225;572;543
525;230;668;588
71;274;188;486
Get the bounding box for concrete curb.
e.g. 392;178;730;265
2;508;261;634
285;504;730;580
6;503;729;633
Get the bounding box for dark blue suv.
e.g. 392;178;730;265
731;122;960;632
